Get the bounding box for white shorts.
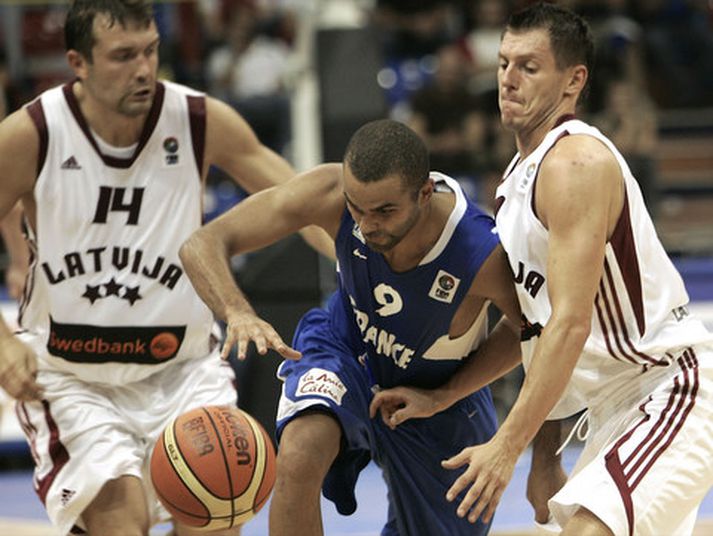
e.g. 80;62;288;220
14;349;237;536
550;345;713;536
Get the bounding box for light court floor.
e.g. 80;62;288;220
1;446;712;536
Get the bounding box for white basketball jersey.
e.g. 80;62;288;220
495;118;713;417
20;81;215;385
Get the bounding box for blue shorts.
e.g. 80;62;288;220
276;308;498;536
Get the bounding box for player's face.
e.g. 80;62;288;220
76;15;160;117
497;28;571;133
343;168;423;253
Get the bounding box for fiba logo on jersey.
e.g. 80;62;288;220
163;137;179;165
428;270;460;303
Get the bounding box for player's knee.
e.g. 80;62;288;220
277;412;341;485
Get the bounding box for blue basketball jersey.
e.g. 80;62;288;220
329;173;499;390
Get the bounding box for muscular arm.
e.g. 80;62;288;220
497;135;623;453
0;201;29;301
203;97;335;259
370;244;523;424
0;108;43;400
427;244;522;411
179;164;344;358
443;135;625;523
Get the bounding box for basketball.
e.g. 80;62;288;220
150;405;276;530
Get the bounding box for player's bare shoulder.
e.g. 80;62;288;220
542;134;621;190
284;163;345;235
538;133;624;232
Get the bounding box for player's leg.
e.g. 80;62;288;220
269;411;342;536
269;308;375;536
551;346;713;535
82;475;150;536
561;507;613;536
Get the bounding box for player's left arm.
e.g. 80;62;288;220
202;96;335;259
443;135;624;523
369;244;523;426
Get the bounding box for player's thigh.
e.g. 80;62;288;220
83;475;149;536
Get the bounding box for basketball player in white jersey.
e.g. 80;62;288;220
0;1;329;535
442;3;713;535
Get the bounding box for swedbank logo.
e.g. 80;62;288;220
47;316;185;364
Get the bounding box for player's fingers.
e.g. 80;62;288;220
441;448;470;471
389;406;412;427
236;332;250;360
277;345;302;360
464;478;494;523
221;330;237;360
369;392;394;418
479;484;504;524
251;331;268;355
456;477;485;518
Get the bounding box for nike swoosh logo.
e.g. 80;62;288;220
352;248;367;260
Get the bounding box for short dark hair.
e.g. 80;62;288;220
506;2;594;79
344;119;430;194
65;0;154;61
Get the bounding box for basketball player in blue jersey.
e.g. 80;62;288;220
0;1;329;535
443;3;713;535
180;118;564;535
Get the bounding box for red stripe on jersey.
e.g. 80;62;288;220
603;348;698;533
35;400;70;504
25;97;48;178
631;352;699;489
609;194;646;336
187;95;206;179
602;260;659;365
597;275;640;364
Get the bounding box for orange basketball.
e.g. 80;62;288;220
150;405;276;530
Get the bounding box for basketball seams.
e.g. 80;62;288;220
151;405;276;529
235;411;268;514
162;414;233;517
202;406;238;526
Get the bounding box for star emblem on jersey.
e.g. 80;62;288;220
122;285;143;306
104;277;123;297
82;284;102;304
81;279;143;305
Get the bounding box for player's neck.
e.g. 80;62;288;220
72;82;148;147
383;191;453;272
516;105;576;158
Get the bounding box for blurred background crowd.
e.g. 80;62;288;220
0;0;712;433
1;0;713;244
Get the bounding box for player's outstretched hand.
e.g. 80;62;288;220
0;336;42;401
441;436;518;524
369;386;442;429
222;310;301;361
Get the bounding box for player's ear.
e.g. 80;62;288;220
66;49;89;80
419;177;435;205
565;64;588;97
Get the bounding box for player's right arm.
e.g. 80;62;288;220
179;163;344;360
0;202;29;301
0;107;43;400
